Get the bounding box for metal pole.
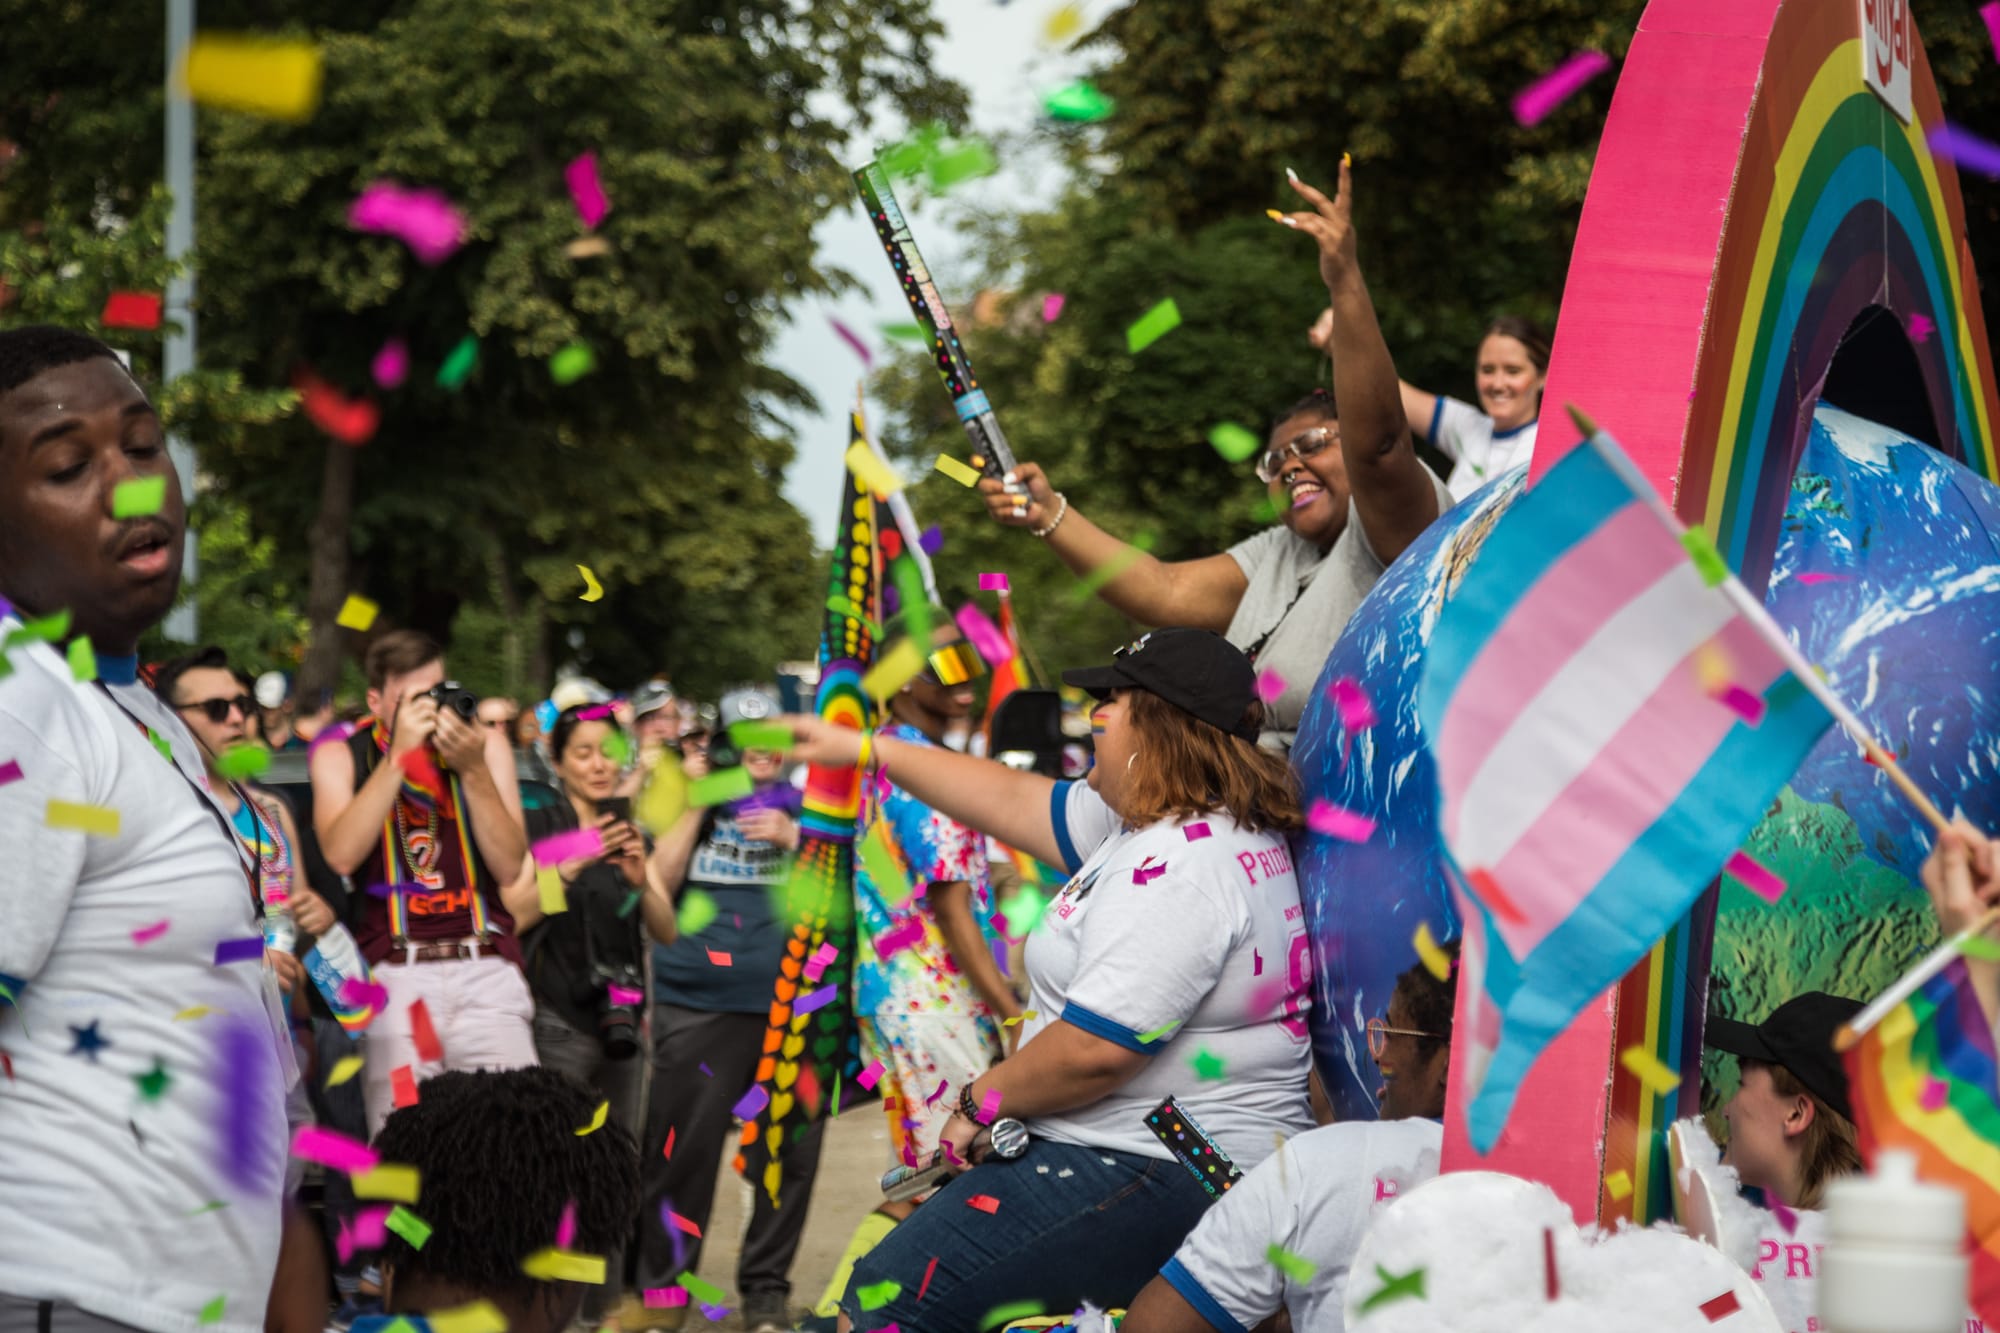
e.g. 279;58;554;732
163;0;198;642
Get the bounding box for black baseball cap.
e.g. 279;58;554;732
1061;628;1260;742
1706;991;1866;1122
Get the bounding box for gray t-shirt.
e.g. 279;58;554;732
1223;473;1452;749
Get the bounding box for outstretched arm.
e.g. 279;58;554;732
1922;821;2000;1027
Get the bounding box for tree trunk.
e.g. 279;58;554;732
298;438;358;704
525;599;550;702
483;535;524;700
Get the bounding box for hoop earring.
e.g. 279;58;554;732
1126;752;1139;771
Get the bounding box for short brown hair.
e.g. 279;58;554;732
364;629;443;692
1114;690;1303;834
1758;1060;1863;1208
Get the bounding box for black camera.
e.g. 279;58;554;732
590;960;646;1060
425;680;480;723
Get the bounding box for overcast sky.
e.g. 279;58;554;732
769;2;1107;546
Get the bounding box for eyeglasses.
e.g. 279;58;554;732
1366;1017;1444;1060
481;718;513;731
922;640;987;686
177;695;254;724
1254;426;1340;483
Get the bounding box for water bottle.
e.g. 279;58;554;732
1820;1149;1966;1332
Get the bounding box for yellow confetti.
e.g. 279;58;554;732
860;638;926;700
1042;1;1084;46
46;800;120;837
326;1055;365;1088
428;1301;508;1333
1412;922;1451;981
577;565;604;603
1605;1169;1633;1201
181;35;324;122
1002;1011;1039;1027
352;1163;422;1203
174;1005;217;1022
574;1100;610;1136
520;1248;607;1284
1618;1046;1682;1097
336;594;379;632
844;439;905;498
933;454;982;487
1693;641;1734;695
537;866;567;916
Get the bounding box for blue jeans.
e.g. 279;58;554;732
840;1138;1216;1332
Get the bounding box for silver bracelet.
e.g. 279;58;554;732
1030;493;1069;539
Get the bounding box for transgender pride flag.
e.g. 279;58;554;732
1420;426;1835;1152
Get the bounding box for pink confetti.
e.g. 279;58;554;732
1795;572;1851;585
965;1194;1000;1213
371;337;409;390
531;827;602;866
1724;850;1787;904
290;1125;380;1174
1253;948;1264;976
1512;50;1613;127
706;949;733;967
642;1289;689;1309
0;759;23;788
874;917;926;960
1908;312;1936;343
1770;1200;1800;1235
1327;677;1377;730
857;1059;886;1090
1042;293;1065;323
607;985;644;1007
565;151;610;230
1183;822;1211;841
732;1084;770;1120
803;942;840;983
337;1206;391;1263
1985;1;2000;61
979;1089;1002;1123
665;1210;701;1237
924;1078;950;1108
1254;669;1286;704
1920;1076;1951;1112
1131;856;1167;885
830;316;874;368
978;572;1010;592
794;984;839;1015
1307;801;1377;842
339;977;390;1014
555;1199;577;1249
132;920;170;946
347;181;469;266
1714;684;1766;725
954;603;1015;667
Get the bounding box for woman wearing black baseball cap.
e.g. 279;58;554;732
784;628;1314;1333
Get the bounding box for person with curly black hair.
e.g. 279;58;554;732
361;1067;642;1333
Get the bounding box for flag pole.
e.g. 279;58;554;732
1834;903;2000;1051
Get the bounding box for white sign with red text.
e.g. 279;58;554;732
1861;0;1913;124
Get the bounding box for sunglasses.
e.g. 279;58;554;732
1366;1017;1444;1060
922;641;988;686
178;695;254;724
1254;425;1340;483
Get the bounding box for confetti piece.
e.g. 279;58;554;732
1770;1199;1799;1235
1986;2;2000;61
662;1208;701;1237
706;949;733;967
327;1055;365;1088
1511;50;1613;127
1358;1265;1427;1314
934;454;982;487
861;638;927;700
979;572;1010;592
803;941;840;982
182;35;322;121
1544;1226;1560;1299
385;1205;432;1249
1724;850;1787;904
1126;298;1182;354
215;743;271;781
732;1084;770;1120
550;343;596;385
198;1296;226;1325
928;139;997;189
880;321;926;342
1328;677;1377;730
1138;1020;1181;1045
919;1256;939;1301
1412;923;1452;981
1713;684;1766;725
1699;1291;1741;1322
520;1248;607;1284
565;151;610;230
858;1059;886;1090
953;603;1014;667
402;998;442;1063
965;1194;1001;1214
111;476;169;520
349;181;469;266
132;919;170;946
1041;294;1065;323
1794;571;1851;585
1001;1012;1037;1027
428;1300;507;1333
66;636;96;683
101;291;165;330
687;766;755;808
845;439;905;498
1680;528;1729;587
213;936;264;966
1920;1075;1951;1111
678;889;718;936
676;1273;725;1305
1908;312;1936;343
1254;668;1286;704
47;800;119;837
291;1125;380;1174
1042;79;1115;122
1071;530;1156;600
533;827;604;867
1960;934;2000;962
1253;949;1263;976
1267;1244;1318;1284
353;1163;421;1203
0;760;20;788
437;335;480;390
872;916;927;960
1619;1046;1682;1096
1191;1049;1227;1080
1307;801;1376;842
555;1200;577;1249
830;316;875;368
365;337;410;390
1131;856;1167;885
857;1281;902;1311
640;1290;687;1309
1208;422;1261;463
1605;1169;1632;1200
4;607;70;650
174;1006;217;1022
795;984;839;1016
1926;124;2000;179
336;594;379;632
297;371;380;445
924;1078;951;1109
1041;1;1083;45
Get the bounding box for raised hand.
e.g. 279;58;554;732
1276;157;1359;295
976;462;1059;530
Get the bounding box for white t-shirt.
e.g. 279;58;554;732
1160;1119;1442;1332
1427;396;1539;501
1022;781;1314;1173
0;631;290;1333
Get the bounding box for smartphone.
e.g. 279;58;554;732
600;796;632;824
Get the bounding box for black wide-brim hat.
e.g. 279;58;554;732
1062;627;1260;742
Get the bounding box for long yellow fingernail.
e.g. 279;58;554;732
1342;151;1352;167
1265;209;1285;221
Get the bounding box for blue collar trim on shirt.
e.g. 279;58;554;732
96;653;140;685
349;1316;432;1333
1490;416;1536;442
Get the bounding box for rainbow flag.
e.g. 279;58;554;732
1419;426;1834;1152
1844;956;2000;1322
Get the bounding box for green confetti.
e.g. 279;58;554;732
147;727;174;763
437;335;479;390
1137;1019;1181;1045
1208;422;1261;463
550;342;596;385
890;555;931;644
857;1280;902;1311
1960;933;2000;962
615;890;641;919
857;821;912;907
1072;530;1157;601
677;1273;725;1304
602;728;632;767
826;595;881;635
188;1200;228;1215
1358;1264;1427;1314
1126;298;1182;355
1190;1049;1227;1081
686;766;754;808
1042;80;1116;122
215;743;272;781
385;1204;432;1249
1680;527;1730;588
1251;495;1282;524
679;888;718;935
67;635;97;683
928;139;997;190
1266;1243;1319;1284
881;124;945;180
980;1301;1042;1329
112;475;168;519
198;1296;226;1325
727;721;794;753
880;322;927;343
5;608;71;650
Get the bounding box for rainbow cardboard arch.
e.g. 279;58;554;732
1439;0;2000;1220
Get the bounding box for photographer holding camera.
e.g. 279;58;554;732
310;630;534;1135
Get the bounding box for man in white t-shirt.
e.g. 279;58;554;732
1121;945;1459;1332
0;328;292;1333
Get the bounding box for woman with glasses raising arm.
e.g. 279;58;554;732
977;158;1448;750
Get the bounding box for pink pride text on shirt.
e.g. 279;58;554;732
1235;843;1293;885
